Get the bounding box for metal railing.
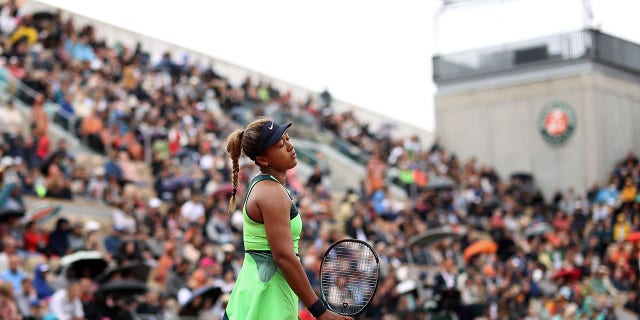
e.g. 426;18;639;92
434;29;640;83
433;29;596;83
0;66;80;137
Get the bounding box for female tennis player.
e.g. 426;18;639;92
223;118;351;320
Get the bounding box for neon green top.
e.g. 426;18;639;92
242;174;302;253
224;174;303;320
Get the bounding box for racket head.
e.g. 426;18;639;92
319;238;380;316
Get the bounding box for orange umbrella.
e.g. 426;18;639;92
627;231;640;242
463;239;498;262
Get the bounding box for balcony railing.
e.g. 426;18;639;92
433;29;640;83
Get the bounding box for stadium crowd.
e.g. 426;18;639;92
0;1;638;320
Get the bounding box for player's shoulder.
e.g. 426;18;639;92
252;179;288;199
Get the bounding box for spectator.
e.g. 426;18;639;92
136;290;163;316
139;197;165;235
0;180;26;217
16;135;38;169
86;166;108;200
0;237;19;274
433;258;460;312
113;239;142;265
33;126;50;166
22;221;48;254
67;221;85;252
103;226;125;258
345;214;374;241
0;1;20;35
55;91;75;130
48;281;84;320
103;149;124;182
182;225;205;264
205;210;234;245
142;225;166;259
15;277;38;317
0;282;20;320
112;200;137;234
80;108;105;153
43;152;72;200
32;263;53;300
610;265;631;291
47;217;71;257
153;242;176;286
77;277;97;319
0;100;23;138
29;94;48;134
165;257;190;299
587;266;618;296
319;87;332;109
117;150;141;183
364;149;386;197
305;166;324;190
154;52;179;77
216;243;236;277
623;291;640;316
180;191;205;227
52;139;74;172
83;220;104;252
104;174;124;205
6;56;25;79
0;254;26;295
371;186;395;220
612;213;631;242
64;32;96;63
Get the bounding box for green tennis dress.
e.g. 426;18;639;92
224;174;303;320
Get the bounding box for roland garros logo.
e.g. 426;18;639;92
538;101;576;145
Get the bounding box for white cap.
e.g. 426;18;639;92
37;264;50;273
148;197;161;209
84;220;101;233
395;266;410;281
93;167;106;176
1;156;13;167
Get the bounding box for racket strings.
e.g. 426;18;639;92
320;241;379;315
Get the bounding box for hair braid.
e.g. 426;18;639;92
226;130;243;214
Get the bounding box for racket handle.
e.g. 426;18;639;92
309;298;327;318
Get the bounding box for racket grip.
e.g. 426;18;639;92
309;298;327;318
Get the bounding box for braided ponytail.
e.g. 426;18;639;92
224;118;271;214
225;130;244;214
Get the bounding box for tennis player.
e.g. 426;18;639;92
223;118;351;320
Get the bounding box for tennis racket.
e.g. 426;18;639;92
319;239;380;317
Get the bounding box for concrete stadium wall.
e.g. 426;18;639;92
435;62;640;198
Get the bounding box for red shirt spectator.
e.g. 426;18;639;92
23;222;48;253
34;129;50;160
552;210;571;232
